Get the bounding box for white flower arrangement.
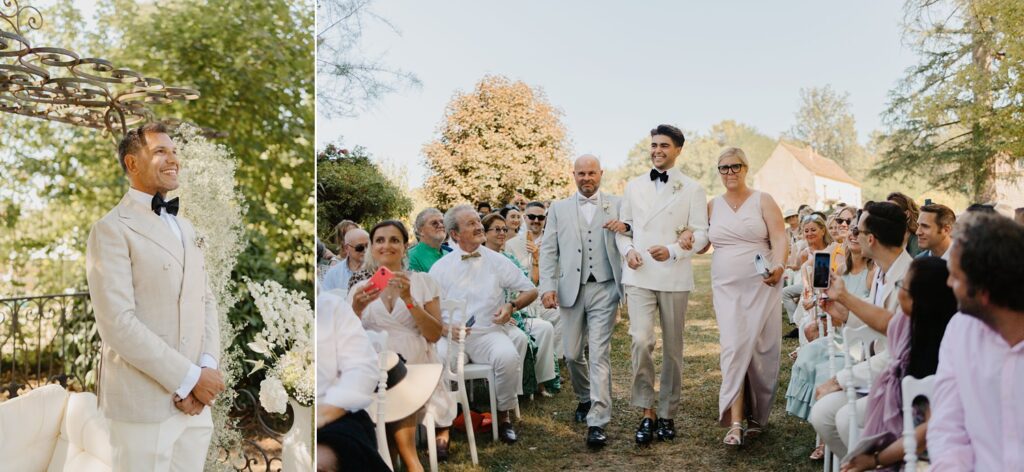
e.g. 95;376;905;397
172;124;248;470
259;376;289;414
246;278;315;409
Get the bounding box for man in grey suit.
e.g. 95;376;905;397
540;155;628;448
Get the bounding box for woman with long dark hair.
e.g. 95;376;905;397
840;256;957;471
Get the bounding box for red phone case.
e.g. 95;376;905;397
367;266;394;292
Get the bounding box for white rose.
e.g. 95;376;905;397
259;376;289;414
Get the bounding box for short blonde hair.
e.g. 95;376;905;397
717;147;750;167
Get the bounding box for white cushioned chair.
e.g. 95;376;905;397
0;384;112;472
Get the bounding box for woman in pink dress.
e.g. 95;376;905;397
700;147;789;447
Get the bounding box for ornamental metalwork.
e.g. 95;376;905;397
0;0;199;135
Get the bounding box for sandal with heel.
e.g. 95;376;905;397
723;422;743;447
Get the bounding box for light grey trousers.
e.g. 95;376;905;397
625;285;689;419
561;280;620;427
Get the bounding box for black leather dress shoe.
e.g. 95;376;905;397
586;426;607;448
635;417;656;446
574;401;592;423
655;418;675;441
498;422;518;444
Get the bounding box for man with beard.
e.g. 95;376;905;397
539;155;627;447
615;124;709;445
928;212;1024;471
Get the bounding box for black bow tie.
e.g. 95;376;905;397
151;193;180;216
650;169;668;183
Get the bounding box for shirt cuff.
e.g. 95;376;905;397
199;353;218;370
668;244;681;261
175;363;201;399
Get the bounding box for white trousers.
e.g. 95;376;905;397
109;407;213;472
809;390;867;459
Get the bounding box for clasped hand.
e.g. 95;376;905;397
175;367;225;415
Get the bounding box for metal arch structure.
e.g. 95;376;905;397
0;0;199;136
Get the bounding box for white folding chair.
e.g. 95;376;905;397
843;324;886;448
439;299;482;465
365;330;395;471
811;289;840;472
901;375;935;471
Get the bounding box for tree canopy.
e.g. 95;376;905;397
422;75;573;209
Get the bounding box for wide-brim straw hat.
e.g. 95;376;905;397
783;208;799;219
367;351;443;423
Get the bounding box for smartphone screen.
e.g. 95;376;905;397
367;266;394;292
812;252;831;289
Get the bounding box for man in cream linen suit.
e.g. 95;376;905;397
539;155;626;448
86;123;226;472
615;124;709;446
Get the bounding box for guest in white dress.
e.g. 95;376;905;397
700;147;788;446
349;220;453;469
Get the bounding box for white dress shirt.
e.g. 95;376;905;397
316;292;379;412
127;188;216;399
577;191;600;225
428;245;534;331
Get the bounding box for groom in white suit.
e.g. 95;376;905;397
86;123;225;471
539;155;626;448
616;124;708;446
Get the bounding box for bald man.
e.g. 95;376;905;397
321;228;369;297
539;155;627;448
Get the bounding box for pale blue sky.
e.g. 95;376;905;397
317;0;919;187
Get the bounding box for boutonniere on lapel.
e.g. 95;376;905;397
675;224;691;236
601;200;610;212
194;234;206;250
672;180;683;194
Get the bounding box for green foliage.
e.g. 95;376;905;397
875;0;1024;202
316;143;413;241
786;85;866;174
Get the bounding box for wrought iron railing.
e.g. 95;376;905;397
0;292;286;471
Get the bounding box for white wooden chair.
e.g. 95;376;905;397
901;375;934;471
439;299;484;465
365;330;395;471
843;324;886;448
811;289;840;472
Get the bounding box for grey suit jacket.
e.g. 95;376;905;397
539;192;624;307
86;193;219;423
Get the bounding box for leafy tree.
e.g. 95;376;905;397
316;0;420;117
423;75;573;209
316;143;412;242
874;0;1024;202
787;85;865;174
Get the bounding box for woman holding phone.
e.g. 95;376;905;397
699;147;788;447
349;220;456;467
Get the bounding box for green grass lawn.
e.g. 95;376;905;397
438;255;819;471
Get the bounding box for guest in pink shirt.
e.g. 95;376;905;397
928;212;1024;471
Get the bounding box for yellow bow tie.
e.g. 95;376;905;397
461;252;481;260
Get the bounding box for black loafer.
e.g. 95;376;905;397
498;422;518;444
655;418;675;441
574;401;592;423
586;426;607;448
635;417;656;446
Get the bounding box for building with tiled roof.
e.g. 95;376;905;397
752;142;862;211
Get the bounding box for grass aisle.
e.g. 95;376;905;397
442;255;818;471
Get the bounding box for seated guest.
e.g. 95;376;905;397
322;228;369;297
507;202;564;356
809;202;913;459
408;208;451;273
784;214;833;327
429;204;538;444
784;208;800;247
840;256;956;471
500;205;524;236
349;220;456;465
476;200;492;216
915;204;955;259
482;213;559;397
887;192;922;256
787;211;875;420
927;212;1024;471
316;293;390;472
793;214;838;342
334;219;359;254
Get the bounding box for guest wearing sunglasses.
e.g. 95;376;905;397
322;227;370;297
508;202;565;358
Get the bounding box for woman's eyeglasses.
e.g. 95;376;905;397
894;279;909;291
526;214;546;221
487;227;509;234
717;163;744;175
